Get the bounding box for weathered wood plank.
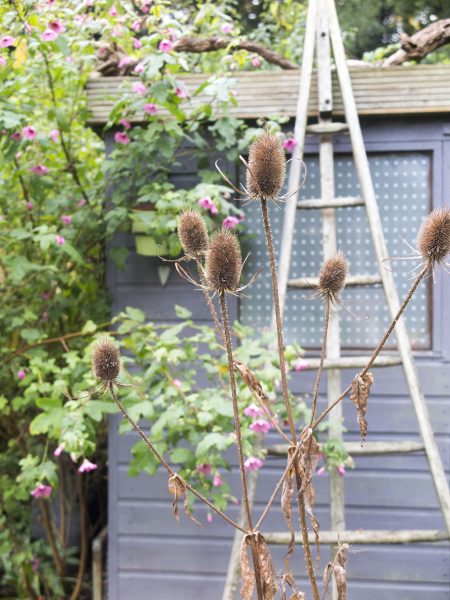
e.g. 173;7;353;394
265;529;449;544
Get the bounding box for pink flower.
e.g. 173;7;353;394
337;466;346;477
49;20;65;34
131;20;141;32
197;463;212;475
53;444;65;457
134;63;144;74
244;457;264;471
159;39;173;53
243;403;265;418
132;82;147;95
77;198;87;208
26;201;33;210
222;216;240;229
11;131;21;141
133;38;142;49
293;358;309;372
114;131;130;145
30;164;49;175
55;235;65;245
118;56;134;68
167;28;180;41
31;558;40;572
172;378;182;389
61;214;72;225
283;138;297;153
41;29;58;41
0;56;6;67
78;458;97;473
22;126;37;140
119;118;132;130
207;513;213;523
316;466;326;476
249;420;271;434
144;103;158;115
213;473;223;487
41;290;51;300
198;197;214;210
109;6;118;17
17;369;26;380
31;484;52;498
49;129;59;142
251;56;261;68
0;36;15;48
175;86;187;99
210;203;218;215
221;23;233;34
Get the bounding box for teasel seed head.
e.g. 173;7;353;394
416;207;450;269
246;129;286;200
178;209;209;258
205;230;242;295
92;338;121;382
318;251;348;303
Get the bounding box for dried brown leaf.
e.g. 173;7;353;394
240;535;255;600
299;433;321;558
350;372;374;443
256;533;278;600
281;449;296;571
323;543;349;600
168;474;201;526
281;572;306;600
234;360;271;410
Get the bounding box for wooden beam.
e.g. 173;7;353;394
267;440;426;456
264;530;450;545
288;274;381;288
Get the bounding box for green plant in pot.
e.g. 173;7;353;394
131;182;243;257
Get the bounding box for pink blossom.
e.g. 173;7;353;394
131;20;141;32
132;82;147;95
78;458;97;473
11;131;22;141
0;36;15;48
61;214;72;225
337;466;346;477
109;6;118;17
134;63;144;74
31;558;40;572
316;466;326;476
55;235;65;245
197;463;212;475
243;404;265;418
114;131;130;145
251;56;261;68
244;457;264;471
198;197;215;211
167;28;180;41
293;358;309;372
24;22;32;34
207;513;213;523
283;138;297;153
41;290;51;300
175;86;187;99
249;420;271;434
30;164;49;175
41;311;48;321
53;444;65;457
49;129;59;142
213;473;223;487
222;216;240;229
133;38;142;49
49;20;65;34
22;126;37;140
159;39;173;53
144;103;158;115
111;25;123;37
17;369;26;380
0;56;6;67
41;29;58;42
119;118;132;130
221;23;233;34
172;378;182;389
210;203;218;215
118;56;134;68
26;201;33;210
77;198;87;208
31;484;52;498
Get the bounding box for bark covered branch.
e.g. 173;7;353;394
383;18;450;66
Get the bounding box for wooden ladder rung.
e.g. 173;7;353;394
267;440;425;457
293;355;402;370
297;196;364;209
306;122;348;134
288;274;381;289
264;530;449;545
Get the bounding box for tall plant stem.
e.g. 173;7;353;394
312;266;429;430
69;475;88;600
109;385;247;534
310;297;330;426
260;198;320;600
219;293;264;600
196;258;226;343
39;499;65;579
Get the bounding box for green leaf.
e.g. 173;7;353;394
125;307;145;322
81;320;97;334
196;432;231;457
29;409;65;435
174;305;192;319
169;447;194;464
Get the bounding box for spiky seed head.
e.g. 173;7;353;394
318;252;348;303
246;130;286;200
92;338;121;382
416;207;450;268
205;230;242;295
178;209;209;258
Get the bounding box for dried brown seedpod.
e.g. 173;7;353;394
177;209;209;259
92;338;121;383
246;129;286;200
205;230;242;295
416;207;450;269
317;252;348;304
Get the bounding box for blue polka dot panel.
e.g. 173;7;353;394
240;152;430;350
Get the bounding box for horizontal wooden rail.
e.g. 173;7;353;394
267;440;425;457
288;274;381;288
297;196;364;209
264;530;450;545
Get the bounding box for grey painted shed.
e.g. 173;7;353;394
87;65;450;599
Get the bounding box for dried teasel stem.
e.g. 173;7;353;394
416;206;450;269
309;295;330;426
218;293;264;600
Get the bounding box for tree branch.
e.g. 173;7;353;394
383;18;450;66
